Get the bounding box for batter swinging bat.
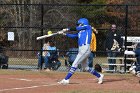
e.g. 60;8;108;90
36;30;68;40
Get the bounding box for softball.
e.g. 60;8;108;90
48;31;52;35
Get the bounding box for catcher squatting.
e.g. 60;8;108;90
57;18;104;85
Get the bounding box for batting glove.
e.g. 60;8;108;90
57;28;69;34
92;27;98;34
62;28;69;32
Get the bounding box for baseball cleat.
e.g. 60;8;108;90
58;79;69;85
98;73;104;84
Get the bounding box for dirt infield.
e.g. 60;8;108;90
0;70;140;93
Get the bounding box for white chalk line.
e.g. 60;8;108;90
0;83;59;92
0;77;59;92
0;77;33;82
0;77;96;92
9;78;32;81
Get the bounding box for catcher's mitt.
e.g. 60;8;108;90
94;64;102;72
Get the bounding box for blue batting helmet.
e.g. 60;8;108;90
77;18;89;26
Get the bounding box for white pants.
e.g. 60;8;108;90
72;44;90;69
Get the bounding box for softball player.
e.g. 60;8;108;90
58;18;104;85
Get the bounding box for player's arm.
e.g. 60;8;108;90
92;27;98;34
64;27;78;38
66;33;78;38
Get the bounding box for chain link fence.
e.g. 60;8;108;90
0;4;140;72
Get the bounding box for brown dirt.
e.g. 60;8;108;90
0;71;140;93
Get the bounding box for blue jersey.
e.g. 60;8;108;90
47;46;56;56
66;25;92;46
135;48;140;63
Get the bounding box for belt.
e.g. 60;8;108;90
80;44;90;46
81;44;86;46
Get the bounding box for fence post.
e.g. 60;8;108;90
39;4;44;70
124;5;128;73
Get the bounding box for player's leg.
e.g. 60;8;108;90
62;51;88;81
107;50;114;71
44;56;50;71
88;52;95;68
112;51;117;70
81;53;104;84
82;57;104;84
58;45;90;84
37;56;41;69
85;66;104;84
55;60;61;70
65;45;91;79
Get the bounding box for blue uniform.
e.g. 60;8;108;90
66;25;92;46
58;18;103;85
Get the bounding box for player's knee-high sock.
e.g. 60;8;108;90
88;68;100;78
65;67;77;80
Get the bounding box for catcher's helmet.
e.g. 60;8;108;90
77;18;89;26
